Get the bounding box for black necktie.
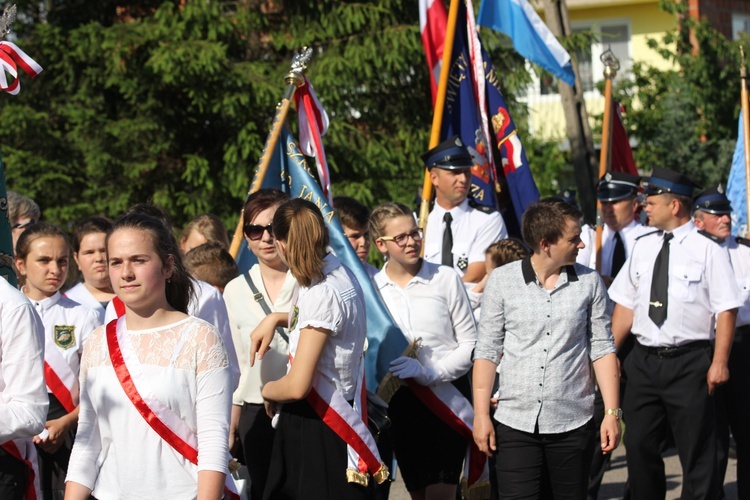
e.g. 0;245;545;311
649;232;673;326
611;231;626;277
442;212;453;267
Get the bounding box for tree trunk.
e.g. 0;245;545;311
542;0;598;223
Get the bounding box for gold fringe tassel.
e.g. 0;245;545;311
460;478;491;500
346;469;369;486
372;463;390;485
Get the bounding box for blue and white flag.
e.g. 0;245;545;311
478;0;576;87
728;111;748;237
236;126;409;391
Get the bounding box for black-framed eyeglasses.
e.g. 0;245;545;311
244;223;274;241
378;229;423;247
11;219;37;230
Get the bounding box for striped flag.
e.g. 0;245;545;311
294;77;333;205
0;41;42;95
419;0;448;104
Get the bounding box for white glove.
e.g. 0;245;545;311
389;356;440;386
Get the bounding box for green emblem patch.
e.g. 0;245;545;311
54;325;76;349
290;305;299;331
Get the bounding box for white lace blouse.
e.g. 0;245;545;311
66;316;232;499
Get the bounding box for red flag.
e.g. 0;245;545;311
611;100;638;175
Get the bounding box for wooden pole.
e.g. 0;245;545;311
741;47;750;237
417;0;460;254
229;48;312;258
594;50;619;273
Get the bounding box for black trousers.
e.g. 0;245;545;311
494;419;596;500
239;403;276;500
0;446;28;500
623;341;720;500
716;326;750;499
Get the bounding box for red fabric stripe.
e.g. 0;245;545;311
113;297;126;317
43;361;76;413
421;0;448;103
306;388;383;475
0;442;36;499
405;379;486;485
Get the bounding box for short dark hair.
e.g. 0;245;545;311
15;222;70;261
73;216;113;253
522;198;583;250
243;189;290;228
334;196;371;229
184;242;238;290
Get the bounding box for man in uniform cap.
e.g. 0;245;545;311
422;136;507;283
578;172;651;287
609;167;740;499
693;184;750;498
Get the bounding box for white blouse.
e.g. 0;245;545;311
66;317;232;499
64;282;107;325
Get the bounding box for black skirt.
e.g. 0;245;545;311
388;375;470;492
263;399;375;500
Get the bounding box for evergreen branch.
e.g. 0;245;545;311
0;4;16;40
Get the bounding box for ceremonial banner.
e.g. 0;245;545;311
236;127;408;390
610;100;638;175
0;151;17;286
728;112;747;236
420;0;448;103
478;0;575;87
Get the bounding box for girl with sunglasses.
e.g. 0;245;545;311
223;189;295;499
14;223;100;500
370;202;477;500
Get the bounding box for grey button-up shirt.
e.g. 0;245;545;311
475;257;615;434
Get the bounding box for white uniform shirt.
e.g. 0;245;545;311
0;279;48;443
424;199;507;277
609;220;742;347
289;254;366;401
64;282;107;325
374;260;477;382
29;291;100;385
577;219;653;276
723;237;750;327
223;265;295;405
105;278;240;391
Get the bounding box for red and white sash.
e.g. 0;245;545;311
43;337;78;414
0;439;40;499
0;41;42;95
287;351;389;485
105;317;239;499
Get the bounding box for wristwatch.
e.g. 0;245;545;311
605;408;623;420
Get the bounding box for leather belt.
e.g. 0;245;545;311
635;340;710;359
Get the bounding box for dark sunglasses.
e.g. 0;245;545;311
244;223;274;241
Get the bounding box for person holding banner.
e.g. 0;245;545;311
224;189;294;499
13;223;100;500
65;213;235;500
251;198;387;499
473;198;620;499
65;216;115;325
371;202;478;500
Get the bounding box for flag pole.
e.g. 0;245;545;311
594;49;619;273
741;46;750;237
417;0;461;253
229;48;313;258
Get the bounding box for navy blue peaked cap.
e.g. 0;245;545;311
693;184;733;214
422;135;474;170
642;166;697;198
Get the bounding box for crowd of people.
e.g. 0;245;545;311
0;135;747;500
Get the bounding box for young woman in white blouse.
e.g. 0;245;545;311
65;213;233;500
251;198;386;499
65;216;115;324
223;188;294;499
370;202;478;500
14;223;101;500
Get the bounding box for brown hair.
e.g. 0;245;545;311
272;199;329;287
485;238;530;269
15;222;70;261
334;196;371;229
243;189;291;228
7;191;41;225
181;213;230;250
369;202;414;240
108;213;194;314
521;198;583;250
184;242;238;290
73;216;113;253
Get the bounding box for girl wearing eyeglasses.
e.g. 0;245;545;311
222;188;295;499
371;202;477;500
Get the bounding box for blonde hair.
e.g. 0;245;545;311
180;214;230;250
272;199;329;287
369;202;414;240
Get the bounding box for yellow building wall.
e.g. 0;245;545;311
525;1;675;141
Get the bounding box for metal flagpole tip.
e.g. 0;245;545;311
600;48;620;78
287;47;313;87
0;5;17;40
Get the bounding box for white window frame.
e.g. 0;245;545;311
732;13;750;41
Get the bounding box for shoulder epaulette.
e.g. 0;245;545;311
468;198;497;214
736;236;750;248
698;230;725;244
635;229;661;241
